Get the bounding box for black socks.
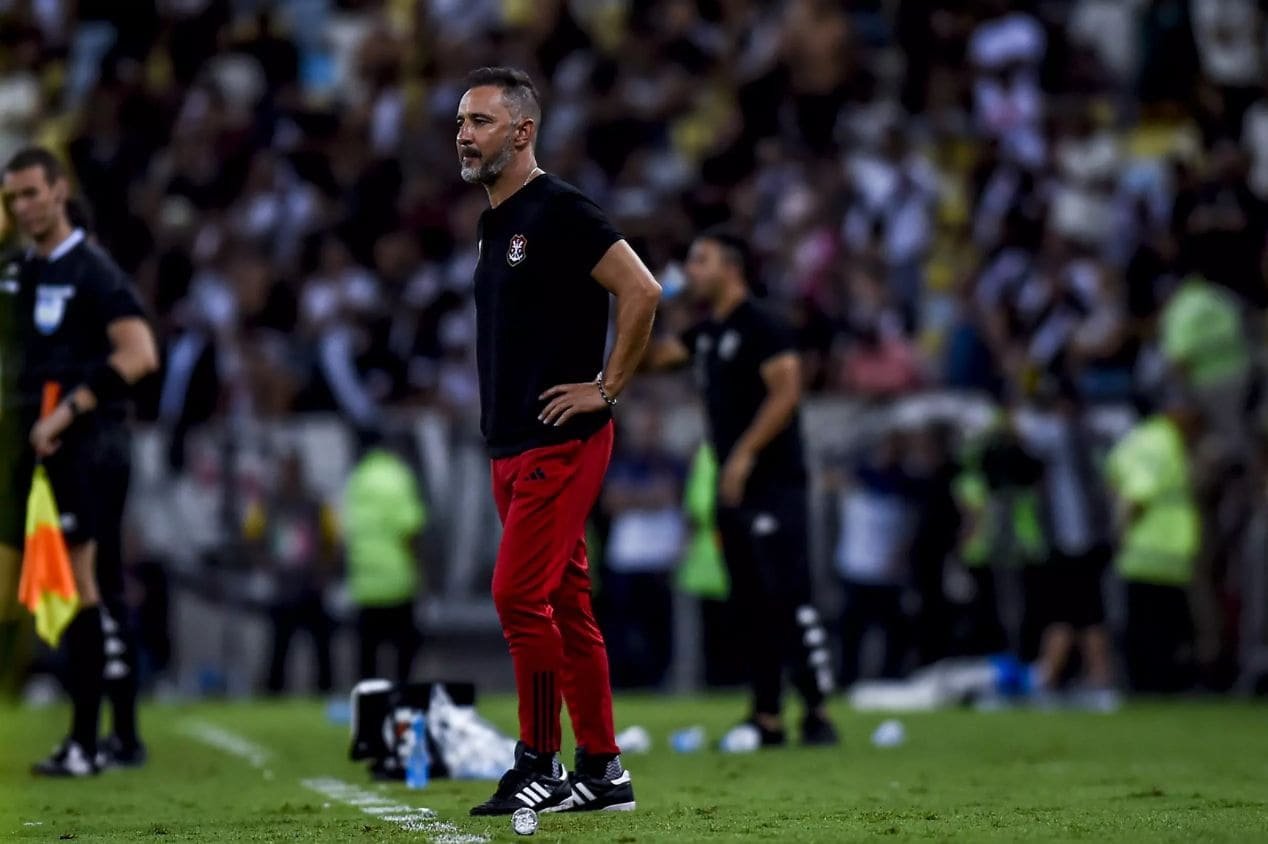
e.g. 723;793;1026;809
64;605;104;754
102;607;140;747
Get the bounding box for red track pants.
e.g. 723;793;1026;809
490;421;618;755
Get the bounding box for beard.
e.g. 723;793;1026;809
460;136;517;185
20;213;55;242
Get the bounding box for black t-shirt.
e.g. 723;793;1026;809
683;299;807;490
474;174;622;457
15;230;147;424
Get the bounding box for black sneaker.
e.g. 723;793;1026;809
801;714;840;747
470;744;571;816
32;740;99;778
96;735;148;770
563;750;636;812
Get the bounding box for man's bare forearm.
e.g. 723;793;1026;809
602;285;660;397
733;389;798;461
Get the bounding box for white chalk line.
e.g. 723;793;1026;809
180;719;488;843
178;720;272;770
302;777;489;843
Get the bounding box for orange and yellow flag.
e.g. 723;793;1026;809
17;465;78;645
16;383;79;646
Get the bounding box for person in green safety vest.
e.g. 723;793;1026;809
343;429;427;684
1159;274;1252;451
1106;399;1202;692
953;409;1046;656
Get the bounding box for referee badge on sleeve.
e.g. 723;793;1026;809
507;234;527;267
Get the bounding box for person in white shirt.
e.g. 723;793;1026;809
832;430;918;687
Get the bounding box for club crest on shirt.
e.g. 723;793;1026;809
34;284;74;335
719;329;741;361
507;234;527;267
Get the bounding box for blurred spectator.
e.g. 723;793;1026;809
969;0;1046;167
1016;383;1116;693
599;410;685;689
244;449;338;694
0;21;41;167
1137;0;1201;106
1049;107;1120;253
1190;0;1264;136
779;0;865;156
832;264;922;397
954;413;1046;656
832;430;917;687
906;422;962;667
1160;274;1253;449
343;429;426;684
298;232;384;427
842;125;939;323
1107;400;1203;692
1173;142;1268;308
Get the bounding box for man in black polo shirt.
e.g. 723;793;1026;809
457;68;660;815
644;228;838;748
3;147;159;776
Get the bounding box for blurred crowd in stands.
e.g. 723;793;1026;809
3;0;1268;697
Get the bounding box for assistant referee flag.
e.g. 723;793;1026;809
17;383;78;645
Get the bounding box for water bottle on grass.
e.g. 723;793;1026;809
405;714;430;789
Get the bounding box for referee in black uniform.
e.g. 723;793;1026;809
644;228;838;748
3;147;158;776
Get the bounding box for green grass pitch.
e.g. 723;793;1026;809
2;695;1267;842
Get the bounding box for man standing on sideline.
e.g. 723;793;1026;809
457;68;660;815
3;147;159;775
643;228;839;748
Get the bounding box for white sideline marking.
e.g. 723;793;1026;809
179;720;271;769
179;719;487;843
302;778;489;843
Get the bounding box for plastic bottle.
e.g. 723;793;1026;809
670;726;705;753
405;713;430;789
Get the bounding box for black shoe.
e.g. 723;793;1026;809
801;714;840;747
563;750;636;812
96;735;148;770
470;744;571;816
32;740;99;778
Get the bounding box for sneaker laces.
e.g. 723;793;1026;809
491;766;537;799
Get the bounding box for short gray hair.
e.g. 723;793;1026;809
465;66;542;125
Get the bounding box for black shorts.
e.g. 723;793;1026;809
1025;545;1111;630
11;420;131;553
716;484;813;607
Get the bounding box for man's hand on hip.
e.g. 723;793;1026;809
539;382;607;427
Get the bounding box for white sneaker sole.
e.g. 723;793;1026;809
552;795;637;813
